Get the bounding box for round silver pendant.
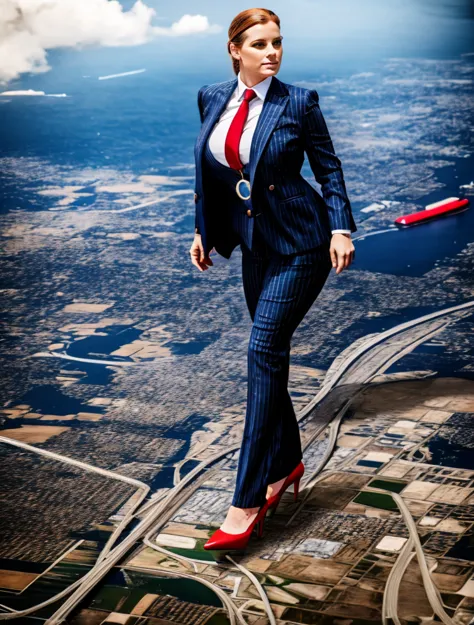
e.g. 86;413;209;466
236;178;251;200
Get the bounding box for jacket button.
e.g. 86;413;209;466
194;192;198;203
246;209;252;217
268;184;275;191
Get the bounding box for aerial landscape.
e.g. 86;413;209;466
0;0;473;623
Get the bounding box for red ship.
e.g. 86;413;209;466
395;196;470;226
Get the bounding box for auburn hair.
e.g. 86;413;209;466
227;8;280;75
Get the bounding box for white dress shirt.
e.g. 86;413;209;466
208;71;351;235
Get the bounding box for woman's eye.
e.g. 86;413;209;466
254;41;282;48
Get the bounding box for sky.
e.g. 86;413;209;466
1;0;473;88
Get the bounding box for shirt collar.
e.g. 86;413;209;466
236;72;273;102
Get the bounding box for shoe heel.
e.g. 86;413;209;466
294;476;301;502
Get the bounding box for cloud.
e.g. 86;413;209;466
0;88;67;95
153;14;222;37
0;1;221;84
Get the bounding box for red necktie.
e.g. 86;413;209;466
224;88;257;170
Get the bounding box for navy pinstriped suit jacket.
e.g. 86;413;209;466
193;74;357;259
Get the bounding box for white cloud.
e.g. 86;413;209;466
0;1;221;84
0;88;67;96
153;14;222;37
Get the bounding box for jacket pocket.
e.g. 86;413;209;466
279;191;306;204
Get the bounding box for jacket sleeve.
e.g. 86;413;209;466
195;86;208;234
302;89;357;234
197;85;206;124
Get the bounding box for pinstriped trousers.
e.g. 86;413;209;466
201;136;332;508
231;226;333;508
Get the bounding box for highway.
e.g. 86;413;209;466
136;298;472;625
0;437;149;618
1;298;472;624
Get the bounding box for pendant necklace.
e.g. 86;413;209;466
235;168;251;200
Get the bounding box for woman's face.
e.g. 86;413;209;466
230;21;283;82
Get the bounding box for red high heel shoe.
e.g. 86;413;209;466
203;499;270;551
266;461;304;515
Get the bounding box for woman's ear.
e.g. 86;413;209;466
228;42;240;61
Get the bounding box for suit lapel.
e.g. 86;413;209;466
195;75;289;195
194;78;237;164
248;76;289;188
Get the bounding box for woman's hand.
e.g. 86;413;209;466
330;233;355;274
190;233;214;272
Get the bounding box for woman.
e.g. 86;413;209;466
190;8;356;551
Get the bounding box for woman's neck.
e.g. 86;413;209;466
239;72;269;89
